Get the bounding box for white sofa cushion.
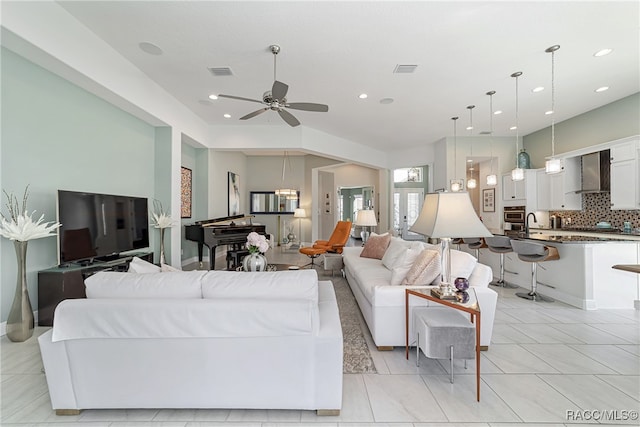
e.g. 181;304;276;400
85;271;205;299
201;270;318;303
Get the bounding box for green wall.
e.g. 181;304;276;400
1;48;158;323
180;143;209;262
523;93;640;167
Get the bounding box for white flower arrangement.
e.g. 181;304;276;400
246;231;270;254
0;186;60;242
151;200;176;229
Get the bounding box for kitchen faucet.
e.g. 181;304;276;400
525;212;537;236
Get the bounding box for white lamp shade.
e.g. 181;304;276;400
467;178;477;189
410;192;492;239
545;158;562;174
293;208;306;218
511;167;524;181
355;209;377;227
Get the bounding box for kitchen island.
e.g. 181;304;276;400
462;229;640;310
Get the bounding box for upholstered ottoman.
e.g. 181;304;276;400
323;253;344;276
414;307;475;383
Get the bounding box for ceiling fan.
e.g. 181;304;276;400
218;45;329;127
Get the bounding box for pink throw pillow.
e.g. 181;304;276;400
360;233;391;260
402;249;441;285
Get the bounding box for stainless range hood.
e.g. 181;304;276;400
577;150;610;193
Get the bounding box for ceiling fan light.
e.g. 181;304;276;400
511;168;524;181
486;174;497;186
545;158;562;174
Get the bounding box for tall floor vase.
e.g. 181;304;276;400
159;228;166;265
7;241;35;342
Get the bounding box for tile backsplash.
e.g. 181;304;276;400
550;192;640;229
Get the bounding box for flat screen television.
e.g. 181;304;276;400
57;190;149;264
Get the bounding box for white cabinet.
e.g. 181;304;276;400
502;170;537;211
536;157;581;211
610;139;640;210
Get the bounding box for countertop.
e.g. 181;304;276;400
515;228;640;244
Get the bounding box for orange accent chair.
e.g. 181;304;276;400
299;221;352;268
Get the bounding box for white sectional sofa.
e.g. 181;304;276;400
38;269;343;415
342;241;498;350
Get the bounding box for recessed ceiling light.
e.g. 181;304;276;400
510;126;517;130
379;98;394;104
466;126;473;130
545;110;554;115
467;159;473;163
209;94;219;100
359;93;368;99
532;86;544;93
493;110;502;115
594;48;613;57
138;42;163;55
595;86;609;93
223;114;231;119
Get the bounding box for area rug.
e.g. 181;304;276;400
329;274;377;374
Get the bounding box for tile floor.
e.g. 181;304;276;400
1;245;639;426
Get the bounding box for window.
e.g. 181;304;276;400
394;167;423;183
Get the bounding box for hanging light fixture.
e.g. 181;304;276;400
275;151;297;199
511;71;525;181
486;91;498;186
464;105;476;189
450;116;464;192
545;45;562;174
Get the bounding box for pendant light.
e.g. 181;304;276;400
511;71;525;181
465;105;477;189
545;45;562;174
486;91;497;186
275;151;297;199
450;116;463;192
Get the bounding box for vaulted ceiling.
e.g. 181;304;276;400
44;1;640;152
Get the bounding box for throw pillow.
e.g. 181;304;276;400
161;263;181;272
389;247;422;285
402;249;441;285
381;237;412;270
360;232;391;259
128;256;161;273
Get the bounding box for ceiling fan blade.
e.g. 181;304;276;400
218;94;264;104
272;80;289;101
286;102;329;112
278;109;300;127
240;108;269;120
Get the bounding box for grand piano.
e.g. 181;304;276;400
185;214;267;270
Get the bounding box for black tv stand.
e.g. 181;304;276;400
38;251;153;326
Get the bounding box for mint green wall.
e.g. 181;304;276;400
180;143;209;262
1;48;157;323
523;93;640;167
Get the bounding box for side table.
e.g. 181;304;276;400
405;287;481;401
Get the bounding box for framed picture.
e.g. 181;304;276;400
180;167;192;218
482;188;495;212
228;171;240;216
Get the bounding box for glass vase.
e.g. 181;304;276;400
517;149;531;169
7;241;35;342
243;252;268;272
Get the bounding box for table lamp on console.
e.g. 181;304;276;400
355;209;377;244
410;191;492;295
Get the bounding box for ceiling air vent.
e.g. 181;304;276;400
208;67;234;77
393;64;418;74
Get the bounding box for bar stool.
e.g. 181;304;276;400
463;238;488;262
452;238;463;251
510;240;559;302
485;236;518;288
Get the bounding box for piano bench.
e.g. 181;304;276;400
226;249;250;270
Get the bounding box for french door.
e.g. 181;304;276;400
393;188;424;238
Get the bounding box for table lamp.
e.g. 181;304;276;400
292;208;306;248
410;191;492;294
355;209;377;244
